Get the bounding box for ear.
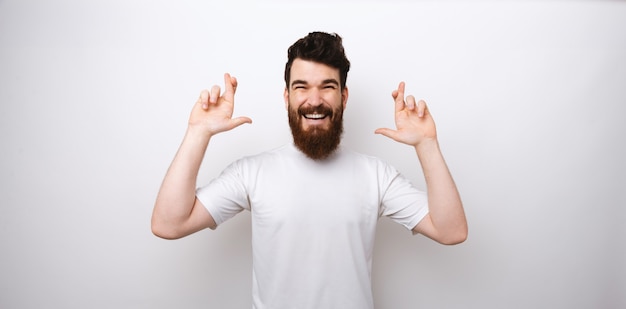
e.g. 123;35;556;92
341;87;349;110
284;88;289;110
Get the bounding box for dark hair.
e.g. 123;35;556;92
284;32;351;90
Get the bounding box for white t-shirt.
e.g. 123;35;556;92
197;143;429;309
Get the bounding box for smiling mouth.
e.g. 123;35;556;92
303;113;328;120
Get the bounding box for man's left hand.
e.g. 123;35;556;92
375;81;437;147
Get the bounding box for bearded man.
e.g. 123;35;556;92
151;31;467;309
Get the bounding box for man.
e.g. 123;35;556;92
152;32;467;309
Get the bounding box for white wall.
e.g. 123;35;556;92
1;1;624;308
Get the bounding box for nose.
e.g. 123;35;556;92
306;88;323;107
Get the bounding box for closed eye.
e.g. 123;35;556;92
291;80;308;90
321;79;340;89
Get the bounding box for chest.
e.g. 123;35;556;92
245;158;381;229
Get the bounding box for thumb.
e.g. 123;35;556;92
374;128;399;141
229;116;253;129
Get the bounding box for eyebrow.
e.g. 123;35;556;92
290;79;340;88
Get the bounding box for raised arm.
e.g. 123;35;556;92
375;82;467;245
151;73;252;239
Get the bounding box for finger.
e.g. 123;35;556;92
229;116;253;129
417;99;427;117
198;90;209;110
223;73;238;101
395;81;405;98
393;82;406;112
406;95;416;111
209;85;221;104
374;127;400;142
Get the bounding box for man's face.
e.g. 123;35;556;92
284;59;348;160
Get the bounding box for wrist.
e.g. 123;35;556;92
414;138;439;155
185;125;213;144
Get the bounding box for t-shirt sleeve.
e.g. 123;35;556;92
379;164;429;231
196;161;250;227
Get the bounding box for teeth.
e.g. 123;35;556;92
305;114;326;119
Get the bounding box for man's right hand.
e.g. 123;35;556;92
189;73;252;137
151;73;251;239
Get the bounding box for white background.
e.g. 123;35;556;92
1;0;625;308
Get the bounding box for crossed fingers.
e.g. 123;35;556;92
393;81;427;117
201;73;238;109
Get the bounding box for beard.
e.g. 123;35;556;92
288;103;344;161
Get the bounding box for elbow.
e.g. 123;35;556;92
150;213;215;240
151;223;176;240
152;225;185;240
440;234;467;246
439;227;468;245
151;217;183;240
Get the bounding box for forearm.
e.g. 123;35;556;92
152;127;211;235
415;139;467;243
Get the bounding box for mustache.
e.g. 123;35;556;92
298;105;334;116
